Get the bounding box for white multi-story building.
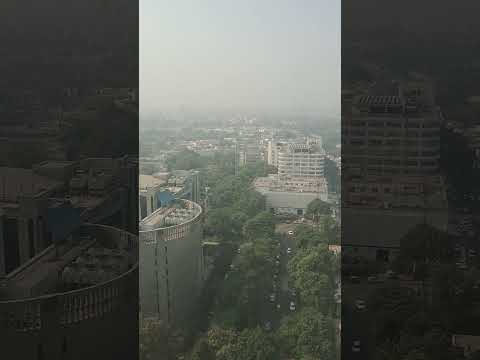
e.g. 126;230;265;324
278;142;325;179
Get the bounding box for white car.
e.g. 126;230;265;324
352;340;361;353
287;248;292;255
289;301;296;311
276;303;281;310
264;321;272;332
288;230;294;236
355;300;366;310
269;293;276;302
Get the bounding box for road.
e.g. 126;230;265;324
257;227;298;331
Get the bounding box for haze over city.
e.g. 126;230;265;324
140;0;340;118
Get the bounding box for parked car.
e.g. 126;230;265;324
269;293;276;302
287;247;292;255
289;301;296;311
288;230;294;236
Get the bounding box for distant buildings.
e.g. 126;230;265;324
139;200;203;326
236;142;263;168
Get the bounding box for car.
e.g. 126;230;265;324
276;254;281;260
264;321;272;332
352;340;361;353
289;301;296;311
237;248;241;254
269;293;276;302
275;260;280;266
273;274;278;279
276;303;281;310
291;289;297;297
456;261;468;270
469;249;477;257
288;230;294;236
287;248;292;255
355;300;366;310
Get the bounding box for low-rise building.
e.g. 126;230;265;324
254;175;328;216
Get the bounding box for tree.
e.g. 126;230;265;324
277;307;334;360
288;245;335;310
306;199;332;224
243;211;275;240
294;225;329;248
235;190;265;217
205;326;276;360
166;149;206;171
189;338;214;360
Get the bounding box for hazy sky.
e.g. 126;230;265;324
140;0;340;117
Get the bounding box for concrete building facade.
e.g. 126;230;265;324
254;176;328;215
0;223;139;360
139;200;203;326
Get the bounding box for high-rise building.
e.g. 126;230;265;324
341;79;448;261
139;200;203;326
342;80;441;179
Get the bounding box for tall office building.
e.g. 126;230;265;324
341;79;448;261
139;200;204;326
342;80;441;179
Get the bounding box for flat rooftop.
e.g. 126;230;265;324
140;200;202;231
2;229;134;300
139;174;165;190
254;175;328;194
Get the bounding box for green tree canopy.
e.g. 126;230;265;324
277;307;334;360
243;211;275;240
306;199;332;221
166;149;206;171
